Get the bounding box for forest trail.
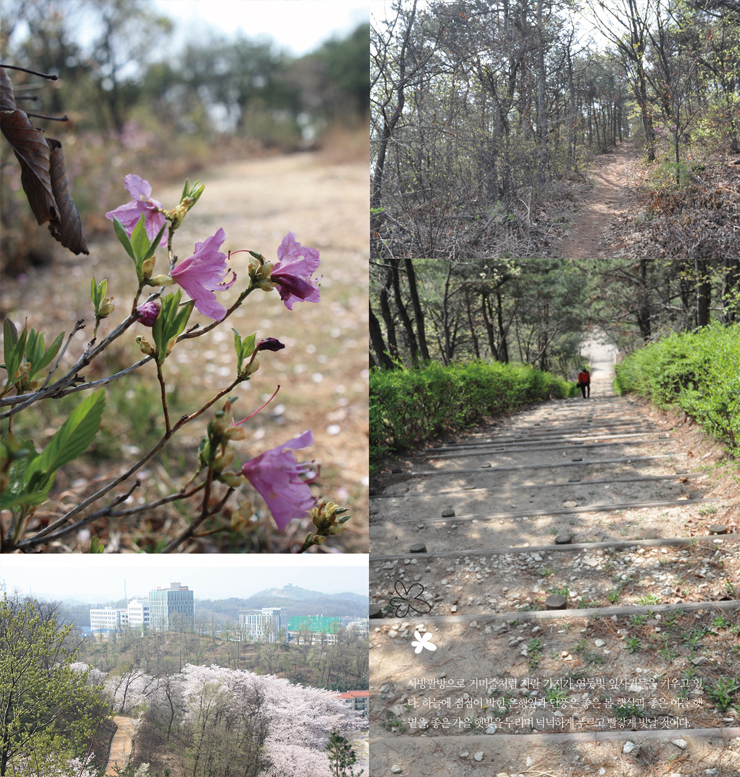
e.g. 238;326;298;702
369;342;740;775
558;141;638;259
104;716;137;775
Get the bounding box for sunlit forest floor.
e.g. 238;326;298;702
1;135;369;552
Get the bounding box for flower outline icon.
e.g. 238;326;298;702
389;580;433;618
411;630;437;653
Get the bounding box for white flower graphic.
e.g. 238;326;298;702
411;630;437;654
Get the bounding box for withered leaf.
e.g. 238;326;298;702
0;67;15;110
47;138;88;255
0;108;57;226
0;65;88;256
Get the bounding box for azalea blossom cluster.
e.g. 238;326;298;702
100;173;343;547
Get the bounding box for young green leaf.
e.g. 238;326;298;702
4;318;18;361
113;217;135;261
24;389;106;492
232;328;244;374
142;223;166;262
30;332;64;377
131;214;150;262
0;437;39;510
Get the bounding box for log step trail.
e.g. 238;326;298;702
369;349;740;775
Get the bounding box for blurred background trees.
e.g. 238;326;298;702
0;0;369;272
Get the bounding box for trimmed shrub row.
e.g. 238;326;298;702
615;323;740;448
370;361;577;467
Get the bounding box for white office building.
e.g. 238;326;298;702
90;607;126;631
127;599;150;628
90;599;150;632
239;608;283;642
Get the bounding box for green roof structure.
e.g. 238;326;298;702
286;616;341;633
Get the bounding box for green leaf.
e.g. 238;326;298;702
151;292;193;364
143;223;166;262
24;389;106;488
31;332;64;378
2;328;27;391
4;319;18;366
0;438;38;510
113;217;135;261
89;536;105;553
241;333;256;359
131;214;149;262
232;328;244;373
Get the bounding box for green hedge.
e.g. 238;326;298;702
370;361;577;466
615;323;740;448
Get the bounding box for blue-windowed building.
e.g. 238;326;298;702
148;582;194;631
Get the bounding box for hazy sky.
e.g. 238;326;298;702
155;0;369;56
0;555;368;603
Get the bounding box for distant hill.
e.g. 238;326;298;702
197;586;368;623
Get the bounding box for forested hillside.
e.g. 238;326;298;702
371;0;740;366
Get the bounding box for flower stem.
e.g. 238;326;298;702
156;363;171;434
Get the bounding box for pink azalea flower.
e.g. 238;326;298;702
271;232;321;310
242;430;316;531
171;227;236;321
105;174;168;245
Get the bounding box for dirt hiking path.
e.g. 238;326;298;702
105;716;137;775
558;142;638;259
370;339;740;775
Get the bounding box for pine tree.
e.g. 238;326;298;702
325;730;364;777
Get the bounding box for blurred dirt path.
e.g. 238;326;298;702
579;332;619;395
105;716;136;775
153;152;369;548
558;141;637;259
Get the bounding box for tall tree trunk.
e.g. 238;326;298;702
370;304;396;370
537;0;548;186
404;257;431;362
464;286;480;358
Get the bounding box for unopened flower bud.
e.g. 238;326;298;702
99;296;116;318
257;337;285;352
136;299;162;327
208;410;230;439
257;261;274;280
213;448;234;473
141;256;156;279
230;501;253;531
220;471;247;489
166;337;176;355
224;424;246;442
149;274;174;287
135;335;156;356
258;279;277;292
242;357;260;377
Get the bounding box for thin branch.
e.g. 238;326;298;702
0;64;59;80
162;469;215;553
25;112;68;122
0;312;138;421
15;375;244;549
156;364;171;434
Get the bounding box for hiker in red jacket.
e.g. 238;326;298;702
577;367;591;398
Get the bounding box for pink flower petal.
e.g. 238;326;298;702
242;431;315;531
171;227;234;321
105;173;167;246
271;233;321;310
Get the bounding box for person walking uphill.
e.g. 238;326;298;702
578;367;591;398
